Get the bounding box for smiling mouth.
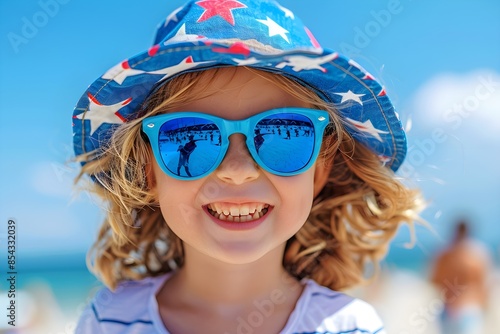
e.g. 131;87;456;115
206;202;271;222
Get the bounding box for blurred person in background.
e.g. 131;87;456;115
430;218;492;334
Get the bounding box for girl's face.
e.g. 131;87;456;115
150;68;330;265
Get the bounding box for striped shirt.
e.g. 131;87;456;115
76;274;385;333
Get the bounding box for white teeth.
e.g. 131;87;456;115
208;203;270;222
240;204;250;216
230;205;239;216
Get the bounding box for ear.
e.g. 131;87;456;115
313;158;333;197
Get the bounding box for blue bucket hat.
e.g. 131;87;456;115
73;0;406;171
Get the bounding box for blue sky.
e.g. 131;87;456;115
1;0;499;269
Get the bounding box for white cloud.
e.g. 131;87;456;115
408;69;500;137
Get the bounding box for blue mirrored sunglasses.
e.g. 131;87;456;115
142;108;330;180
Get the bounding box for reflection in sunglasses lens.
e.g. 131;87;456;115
159;118;221;177
255;113;315;173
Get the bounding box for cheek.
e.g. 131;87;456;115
276;171;315;221
153;169;204;231
157;185;204;239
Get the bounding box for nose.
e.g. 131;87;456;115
214;134;260;184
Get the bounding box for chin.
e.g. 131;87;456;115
204;240;285;265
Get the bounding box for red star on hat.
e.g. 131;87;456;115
196;0;246;26
212;42;251;57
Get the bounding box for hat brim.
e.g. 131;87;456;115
73;40;406;171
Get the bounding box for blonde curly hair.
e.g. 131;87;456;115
75;67;423;291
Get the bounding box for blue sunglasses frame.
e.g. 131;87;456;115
142;108;330;180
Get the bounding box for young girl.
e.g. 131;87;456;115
73;1;422;333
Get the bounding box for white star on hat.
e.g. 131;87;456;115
346;118;389;142
275;53;338;73
334;90;365;105
256;17;290;43
164;24;206;44
232;57;260;65
102;61;146;85
276;4;294;19
164;5;183;26
74;93;131;135
147;56;214;81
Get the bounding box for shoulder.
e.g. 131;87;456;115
75;274;169;334
292;279;385;334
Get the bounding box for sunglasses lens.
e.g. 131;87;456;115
158;117;221;178
254;113;316;173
